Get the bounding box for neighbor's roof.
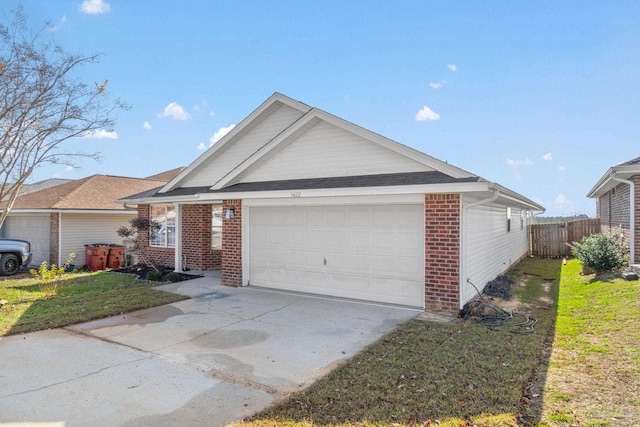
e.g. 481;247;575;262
4;175;167;211
587;156;640;198
145;166;186;182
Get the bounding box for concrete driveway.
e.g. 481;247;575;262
0;275;419;426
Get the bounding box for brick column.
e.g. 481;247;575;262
424;194;461;312
222;200;242;286
49;213;59;265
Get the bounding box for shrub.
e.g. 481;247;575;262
570;230;628;273
30;252;76;296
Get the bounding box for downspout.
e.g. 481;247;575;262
610;172;635;264
460;188;500;308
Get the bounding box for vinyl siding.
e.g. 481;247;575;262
181;105;305;188
243;121;430;183
462;199;529;306
60;213;135;266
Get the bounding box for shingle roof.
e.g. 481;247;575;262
7;175;167;210
145;167;186;181
618;156;640;166
132;171;481;200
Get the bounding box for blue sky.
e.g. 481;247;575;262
3;1;640;216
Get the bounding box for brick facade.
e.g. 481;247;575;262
424;193;461;312
221;200;242;286
137;204;222;270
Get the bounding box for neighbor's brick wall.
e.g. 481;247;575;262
599;182;632;256
222;199;242;286
424;193;461;312
634;175;640;264
49;213;59;265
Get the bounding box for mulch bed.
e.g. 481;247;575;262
113;264;202;282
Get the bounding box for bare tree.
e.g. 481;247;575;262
0;7;126;227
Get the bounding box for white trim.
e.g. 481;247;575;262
243;193;424;207
3;209;135;215
58;212;62;266
198;182;491;202
174;204;182;272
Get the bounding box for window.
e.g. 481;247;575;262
506;207;512;232
520;210;525;230
211;204;222;249
150;205;176;247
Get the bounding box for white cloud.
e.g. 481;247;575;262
65;165;74;172
448;64;457;72
552;193;575;214
47;16;67;32
559;165;566;172
209;111;216;117
143;121;152;130
415;106;440;121
506;157;533;179
79;0;111;15
542;152;553;161
210;124;236;144
429;81;444;89
197;142;206;150
81;129;118;139
158;102;191;121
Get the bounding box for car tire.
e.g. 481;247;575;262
0;253;20;276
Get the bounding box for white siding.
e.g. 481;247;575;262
60;213;135;267
1;214;50;266
243;121;430;182
181;105;305;188
462;199;529;306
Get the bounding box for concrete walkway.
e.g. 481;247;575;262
0;275;419;426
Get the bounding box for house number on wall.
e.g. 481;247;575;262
290;192;301;198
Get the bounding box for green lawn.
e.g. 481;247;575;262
0;270;188;336
231;258;639;427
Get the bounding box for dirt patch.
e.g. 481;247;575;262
114;264;202;282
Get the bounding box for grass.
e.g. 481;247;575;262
232;257;639;427
232;258;562;427
540;259;640;426
0;270;188;336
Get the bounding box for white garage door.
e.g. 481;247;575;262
2;215;50;266
249;204;424;307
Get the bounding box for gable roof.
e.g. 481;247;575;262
120;93;544;212
587;156;640;198
160;93;474;194
5;175;167;211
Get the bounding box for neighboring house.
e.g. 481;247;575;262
587;156;640;264
121;93;543;312
0;169;184;267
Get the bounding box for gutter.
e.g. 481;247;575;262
610;172;635;263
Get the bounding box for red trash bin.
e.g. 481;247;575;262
107;245;124;269
85;244;109;271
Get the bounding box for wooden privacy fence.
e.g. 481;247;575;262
529;218;601;258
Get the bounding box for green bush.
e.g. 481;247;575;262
570;230;628;273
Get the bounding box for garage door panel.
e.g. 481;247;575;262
3;215;50;266
249;204;424;307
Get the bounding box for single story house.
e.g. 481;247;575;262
0;169;184;267
587;156;640;264
121;93;544;312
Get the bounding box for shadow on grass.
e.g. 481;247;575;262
242;257;564;426
2;272;188;336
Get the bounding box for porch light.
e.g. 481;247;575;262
225;206;235;220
